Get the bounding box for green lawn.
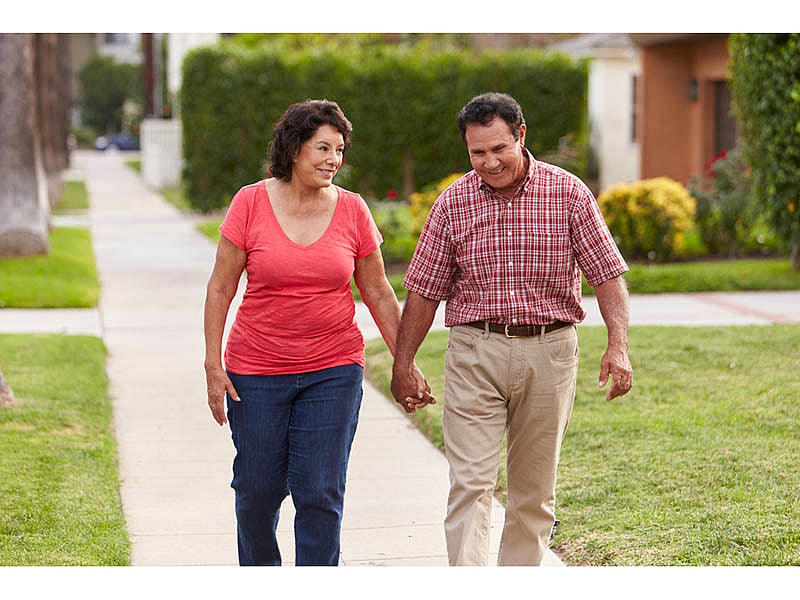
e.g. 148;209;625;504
0;227;99;308
365;324;800;566
53;180;89;213
0;334;130;565
618;257;800;294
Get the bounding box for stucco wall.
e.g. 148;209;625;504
639;34;730;183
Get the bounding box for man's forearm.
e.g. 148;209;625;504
593;274;630;348
393;292;439;370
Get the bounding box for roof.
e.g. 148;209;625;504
548;32;636;59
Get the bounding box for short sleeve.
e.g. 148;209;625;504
352;192;383;259
219;185;253;251
403;194;457;300
570;187;629;287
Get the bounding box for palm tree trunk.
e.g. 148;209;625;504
0;33;50;258
34;33;71;208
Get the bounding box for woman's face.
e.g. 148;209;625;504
292;124;345;188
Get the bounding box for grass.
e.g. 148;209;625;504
53;180;89;213
617;257;800;294
0;227;99;308
0;334;130;565
365;324;800;566
161;185;195;213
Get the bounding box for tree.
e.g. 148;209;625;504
77;54;141;135
729;33;800;270
0;33;49;258
34;33;71;208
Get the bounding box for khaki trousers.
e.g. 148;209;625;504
442;323;578;566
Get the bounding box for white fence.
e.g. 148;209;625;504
141;118;182;189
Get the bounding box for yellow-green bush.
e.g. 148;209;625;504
409;173;464;236
598;177;696;262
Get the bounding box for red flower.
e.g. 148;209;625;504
386;189;398;200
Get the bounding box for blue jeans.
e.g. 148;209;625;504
226;363;364;566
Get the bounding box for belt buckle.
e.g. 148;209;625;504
504;324;521;338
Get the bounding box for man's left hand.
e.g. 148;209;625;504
598;344;633;401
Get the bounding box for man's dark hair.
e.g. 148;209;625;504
268;99;352;182
456;92;526;142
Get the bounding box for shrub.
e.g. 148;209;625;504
77;55;141;135
598;177;696;262
180;43;588;213
409;173;464;237
729;33;800;269
688;147;762;257
369;199;418;263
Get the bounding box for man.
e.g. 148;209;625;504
391;92;632;566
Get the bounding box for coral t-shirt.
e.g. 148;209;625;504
220;181;382;375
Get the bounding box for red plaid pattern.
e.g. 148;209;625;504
404;152;628;326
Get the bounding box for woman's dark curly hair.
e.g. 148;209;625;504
268;100;352;182
456;92;526;142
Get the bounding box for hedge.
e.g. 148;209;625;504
180;43;588;213
729;33;800;268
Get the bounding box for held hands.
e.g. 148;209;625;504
598;343;633;401
205;365;240;426
391;362;436;413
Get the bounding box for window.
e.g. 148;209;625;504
714;81;738;155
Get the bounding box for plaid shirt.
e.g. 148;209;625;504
404;150;628;327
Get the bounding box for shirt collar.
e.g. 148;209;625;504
477;148;537;198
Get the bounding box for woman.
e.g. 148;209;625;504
203;100;433;566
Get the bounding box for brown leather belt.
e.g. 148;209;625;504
464;320;572;338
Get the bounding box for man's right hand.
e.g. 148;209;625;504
391;363;436;413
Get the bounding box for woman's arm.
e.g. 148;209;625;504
203;236;246;425
353;248;434;412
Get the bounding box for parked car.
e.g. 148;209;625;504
94;133;140;151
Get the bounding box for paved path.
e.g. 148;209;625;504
3;149;800;568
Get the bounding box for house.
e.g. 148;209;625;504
548;33;641;192
629;33;735;184
551;33;736;192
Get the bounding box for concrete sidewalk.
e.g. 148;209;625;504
55;149;528;566
3;149;800;567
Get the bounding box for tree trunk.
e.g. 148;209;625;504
0;370;15;408
0;33;50;258
34;33;71;208
791;243;800;271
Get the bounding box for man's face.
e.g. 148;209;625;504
464;117;527;199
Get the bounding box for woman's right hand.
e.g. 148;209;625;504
205;365;240;426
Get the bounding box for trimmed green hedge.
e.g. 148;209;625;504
181;44;588;212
